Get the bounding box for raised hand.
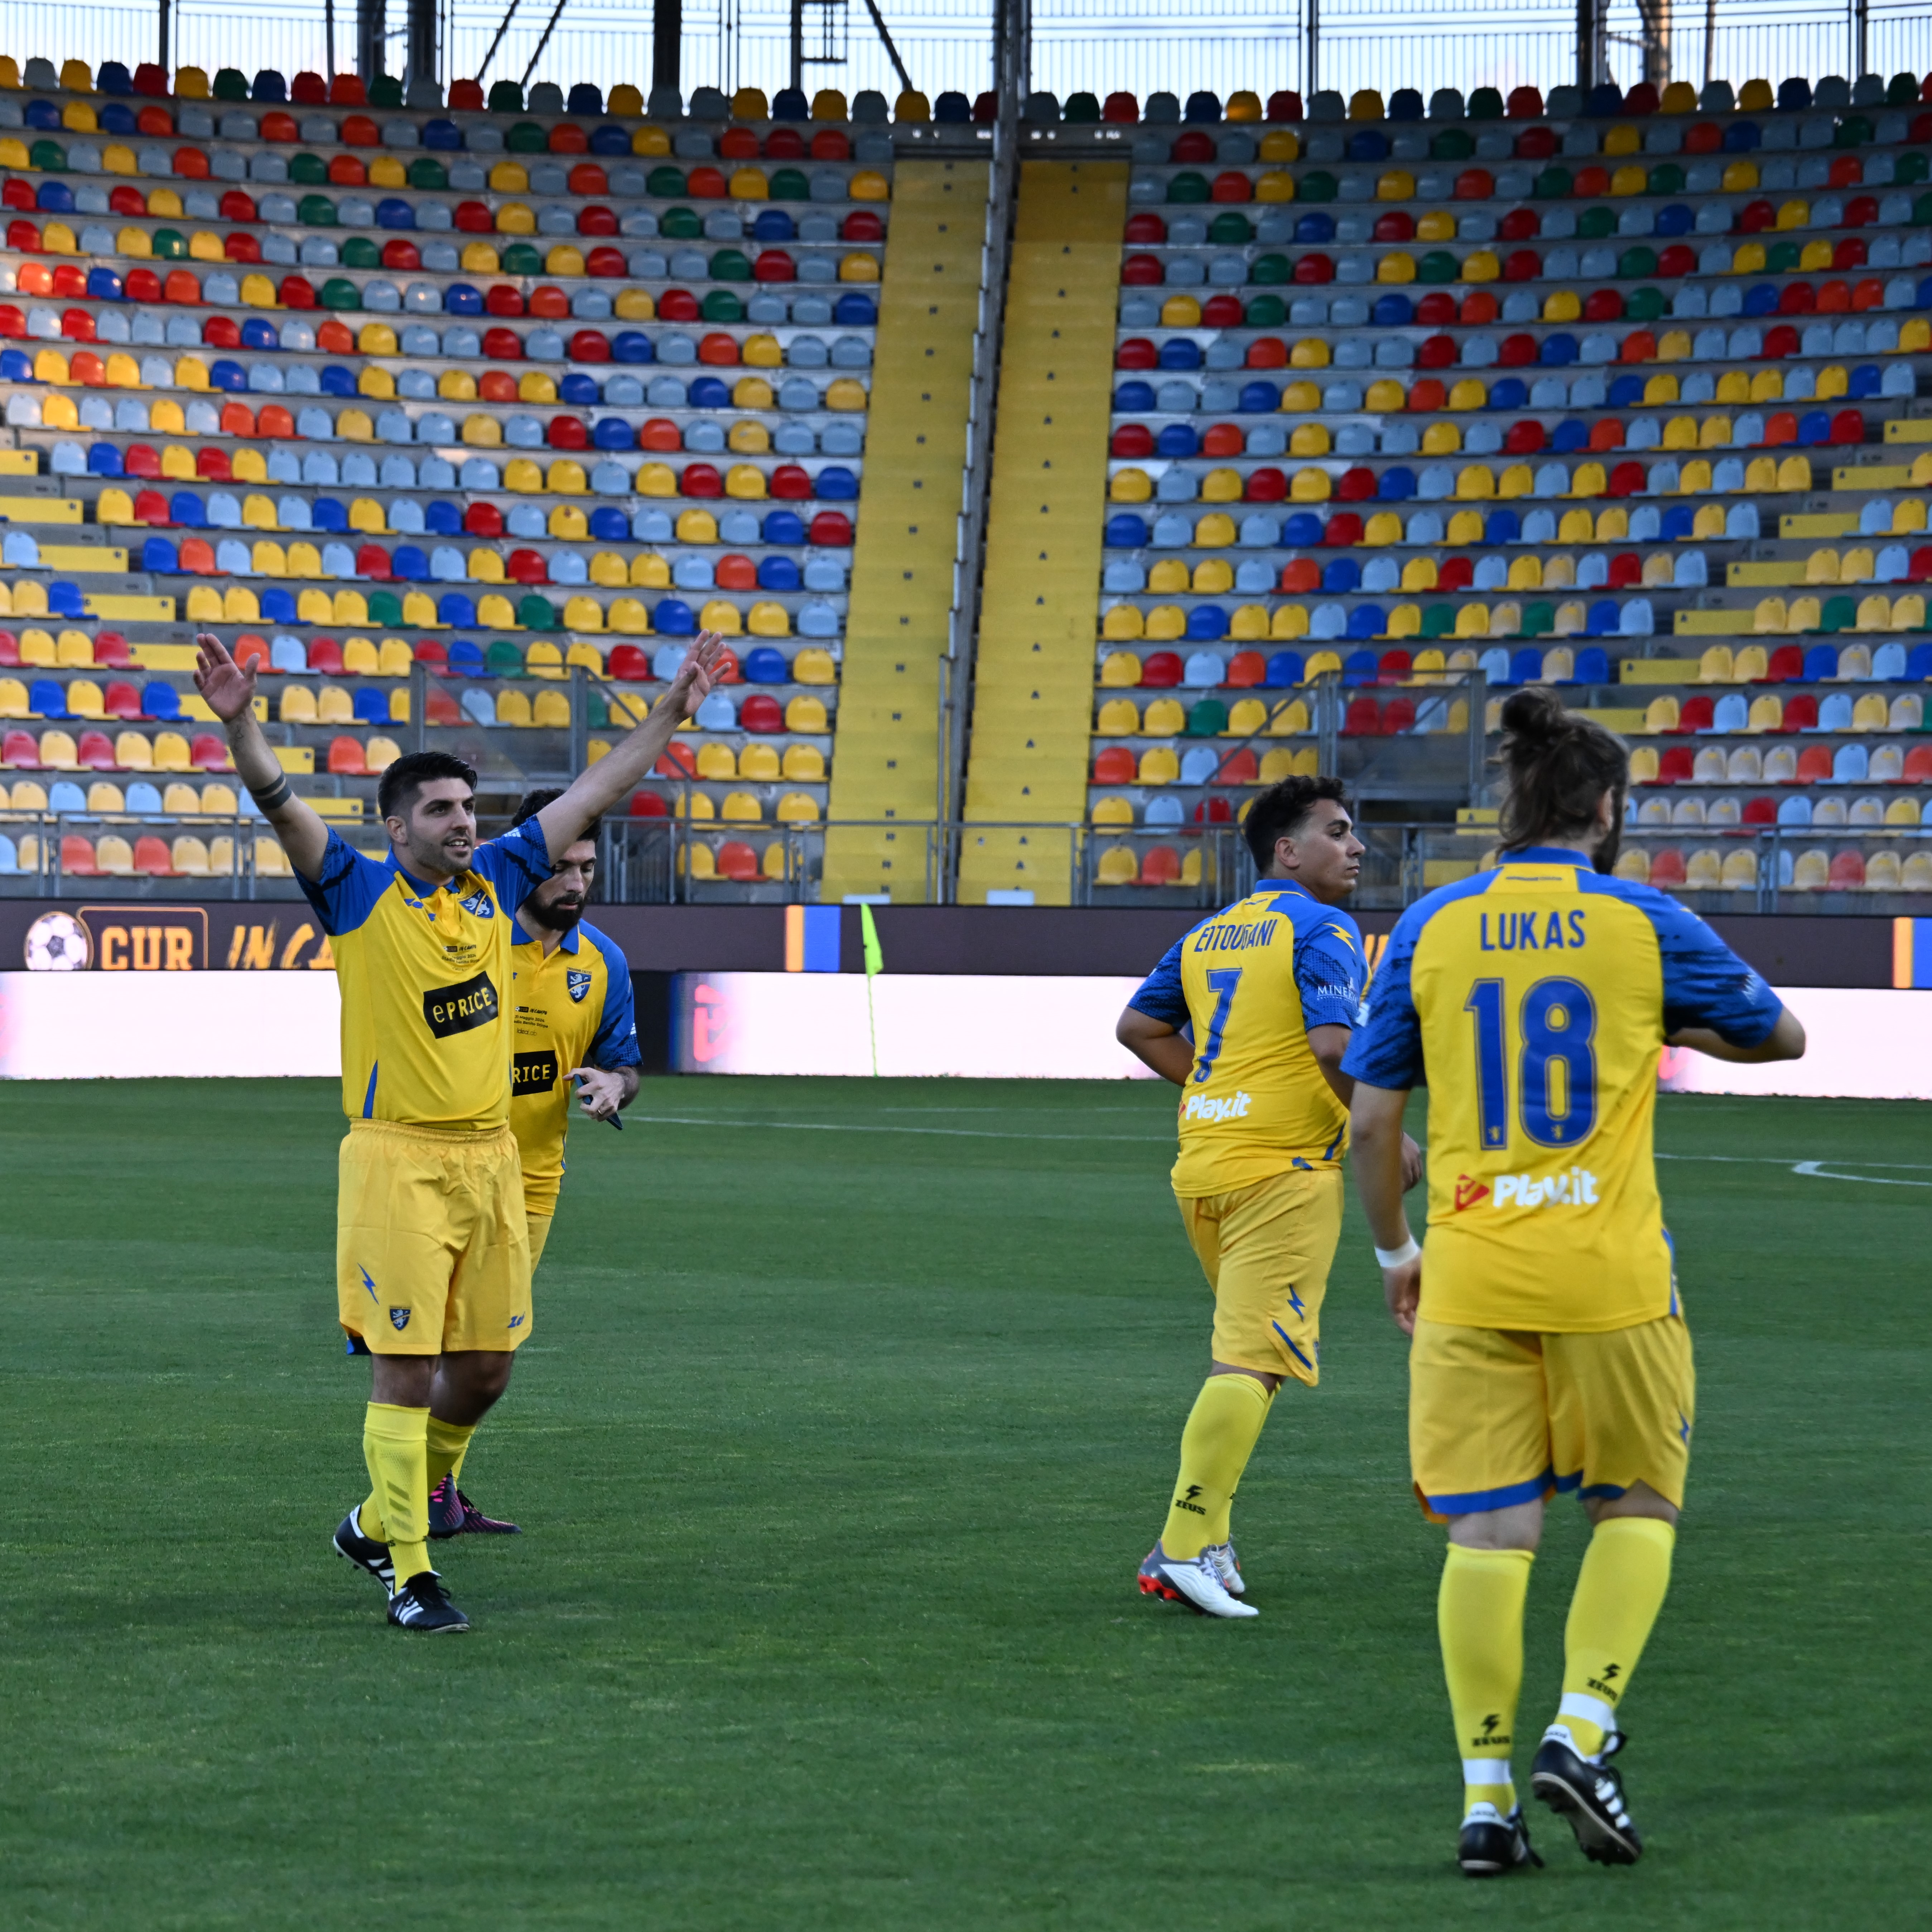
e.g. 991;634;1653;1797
192;630;256;723
666;630;725;719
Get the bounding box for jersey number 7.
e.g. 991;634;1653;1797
1192;968;1242;1084
1465;975;1598;1150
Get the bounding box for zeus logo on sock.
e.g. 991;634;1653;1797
1490;1168;1601;1208
1182;1090;1253;1123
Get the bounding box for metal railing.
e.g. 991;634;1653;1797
16;0;1926;122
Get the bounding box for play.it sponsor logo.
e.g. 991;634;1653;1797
1455;1170;1601;1209
1184;1090;1253;1123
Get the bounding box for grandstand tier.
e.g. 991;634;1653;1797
6;58;1932;906
0;64;917;893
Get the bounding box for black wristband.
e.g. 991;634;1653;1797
249;773;294;813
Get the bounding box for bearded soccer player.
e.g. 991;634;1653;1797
423;786;643;1541
193;626;723;1633
1116;777;1419;1618
1346;689;1804;1874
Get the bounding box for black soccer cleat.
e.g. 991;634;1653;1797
332;1509;394;1593
386;1570;470;1633
1458;1803;1544;1878
1531;1730;1643;1865
427;1474;521;1539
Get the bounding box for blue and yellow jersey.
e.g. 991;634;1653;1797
297;821;551;1130
1342;846;1784;1333
1131;881;1367;1196
508;916;641;1211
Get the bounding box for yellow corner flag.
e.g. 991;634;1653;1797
859;903;883;1075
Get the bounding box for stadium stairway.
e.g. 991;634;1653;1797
822;156;988;901
958;158;1127;904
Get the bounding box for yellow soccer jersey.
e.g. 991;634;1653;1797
298;822;552;1129
1130;881;1367;1196
509;916;641;1214
1343;847;1784;1333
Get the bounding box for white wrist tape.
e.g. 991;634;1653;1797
1374;1237;1421;1269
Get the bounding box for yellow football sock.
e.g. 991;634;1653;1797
1439;1544;1535;1820
357;1493;386;1542
362;1402;431;1590
426;1416;477;1492
1204;1385;1274;1545
1160;1373;1272;1562
1555;1516;1676;1758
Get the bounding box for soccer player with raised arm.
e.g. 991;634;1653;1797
1117;777;1419;1619
1345;690;1805;1874
193;627;723;1633
423;786;644;1541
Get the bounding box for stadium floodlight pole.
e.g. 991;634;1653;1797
521;0;572;88
654;0;681;91
326;0;336;84
1305;0;1317;103
858;0;914;96
358;0;386;82
158;0;170;75
477;0;523;83
408;0;439;92
791;0;804;95
1702;0;1714;86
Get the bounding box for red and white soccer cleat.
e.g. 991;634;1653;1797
1137;1542;1259;1618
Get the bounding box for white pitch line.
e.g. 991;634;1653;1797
624;1113;1171;1144
1789;1160;1932;1188
1658;1153;1932;1175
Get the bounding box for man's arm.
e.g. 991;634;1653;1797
1350;1080;1421;1335
1668;1007;1806;1065
1117;1004;1195;1086
192;631;331;881
1310;1025;1423;1186
534;631;726;863
569;1064;639;1120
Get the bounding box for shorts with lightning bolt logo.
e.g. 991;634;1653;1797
1176;1165;1343;1385
335;1119;533;1355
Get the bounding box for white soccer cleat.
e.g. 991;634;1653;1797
1137;1543;1259;1618
1204;1540;1245;1596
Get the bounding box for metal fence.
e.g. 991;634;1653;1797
8;0;1925;106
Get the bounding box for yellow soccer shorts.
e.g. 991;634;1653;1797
1408;1312;1695;1520
336;1120;533;1357
1176;1163;1343;1386
526;1211;553;1273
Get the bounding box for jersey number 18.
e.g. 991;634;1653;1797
1465;975;1598;1150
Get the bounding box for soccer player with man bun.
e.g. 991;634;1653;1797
193;627;724;1632
1117;777;1419;1619
1346;689;1805;1874
421;786;644;1542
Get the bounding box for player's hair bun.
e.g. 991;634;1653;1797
1498;686;1569;750
1495;684;1629;865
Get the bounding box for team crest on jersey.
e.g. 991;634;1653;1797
567;968;592;1004
459;888;495;919
389;1307;411;1331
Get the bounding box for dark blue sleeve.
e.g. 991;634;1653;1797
1294;909;1367;1031
1129;938;1190;1028
1340;904;1426;1089
586;929;642;1069
293;829;392;936
1646;892;1784;1046
471;816;552;915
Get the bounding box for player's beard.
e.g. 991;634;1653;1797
528;890;586;933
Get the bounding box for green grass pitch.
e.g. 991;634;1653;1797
1;1074;1926;1929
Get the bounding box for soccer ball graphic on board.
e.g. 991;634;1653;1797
24;910;91;971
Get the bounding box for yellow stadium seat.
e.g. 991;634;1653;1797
1142;697;1187;735
1095;698;1140;735
781;744;825;781
1095;845;1140;886
791;650;837;686
785;695;829;732
1138;747;1180;785
775;792;819;824
496;690;533;727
